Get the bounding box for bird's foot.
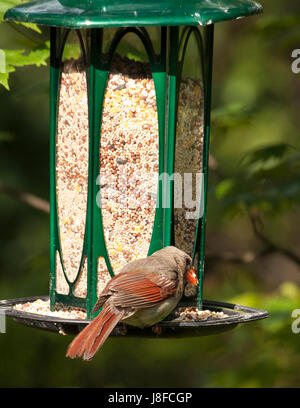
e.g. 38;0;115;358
152;325;162;336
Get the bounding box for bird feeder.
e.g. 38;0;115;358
1;0;268;337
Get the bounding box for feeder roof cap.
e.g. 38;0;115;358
4;0;263;29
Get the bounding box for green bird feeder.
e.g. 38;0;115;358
1;0;268;337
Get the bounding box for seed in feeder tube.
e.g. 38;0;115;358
174;77;204;257
56;58;89;298
116;158;128;165
98;55;159;293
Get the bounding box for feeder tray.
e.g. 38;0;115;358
0;296;269;338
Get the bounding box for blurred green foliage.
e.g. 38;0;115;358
0;0;49;89
0;0;300;388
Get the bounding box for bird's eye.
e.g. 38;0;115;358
185;257;191;266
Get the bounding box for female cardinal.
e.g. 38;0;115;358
66;246;198;360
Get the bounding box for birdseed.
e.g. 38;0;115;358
174;78;204;257
13;301;228;325
97;56;159;293
174;306;228;321
14;299;87;320
56;58;89;297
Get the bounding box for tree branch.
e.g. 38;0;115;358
206;209;300;268
206;245;275;266
0;181;50;214
249;208;300;266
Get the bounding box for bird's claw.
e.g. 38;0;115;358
152;325;162;336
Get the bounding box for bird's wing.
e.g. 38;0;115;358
93;270;177;312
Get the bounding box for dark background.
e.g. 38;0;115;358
0;0;300;387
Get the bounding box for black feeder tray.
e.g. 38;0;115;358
0;296;269;338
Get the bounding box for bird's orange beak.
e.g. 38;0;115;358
186;268;199;286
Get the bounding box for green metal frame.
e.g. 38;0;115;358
4;0;263;29
196;25;214;309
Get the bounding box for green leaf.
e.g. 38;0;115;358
0;0;49;88
215;179;235;199
0;0;24;22
4;48;48;67
61;43;81;62
17;22;42;34
256;15;300;36
0;131;14;141
0;47;49;89
0;62;14;90
240;143;292;170
0;73;9;89
18;48;49;67
211;103;252;133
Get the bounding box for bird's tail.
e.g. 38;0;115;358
66;305;124;361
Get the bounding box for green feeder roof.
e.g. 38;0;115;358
4;0;263;29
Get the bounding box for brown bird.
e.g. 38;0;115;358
66;246;198;361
